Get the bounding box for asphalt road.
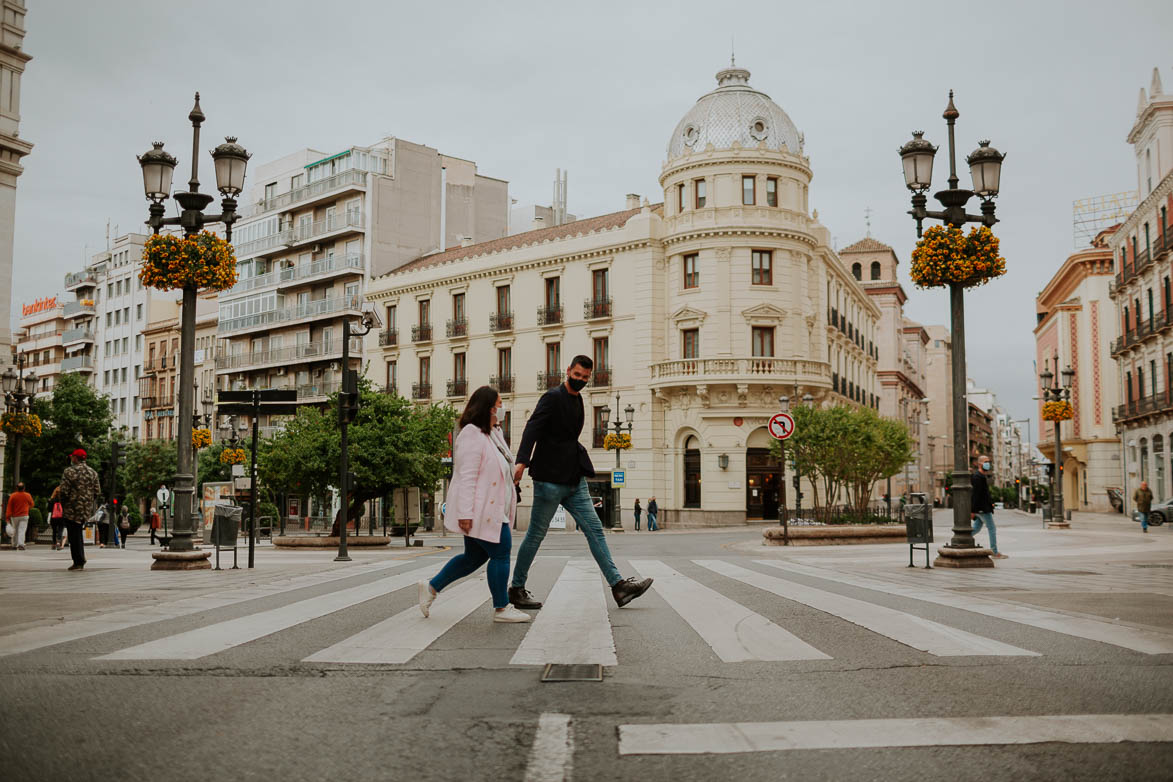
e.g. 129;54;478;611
1;509;1171;781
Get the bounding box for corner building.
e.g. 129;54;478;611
364;65;880;527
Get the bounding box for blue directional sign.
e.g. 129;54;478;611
611;470;626;488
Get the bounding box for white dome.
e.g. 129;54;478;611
667;66;802;160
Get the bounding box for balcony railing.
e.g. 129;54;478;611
537;371;562;391
63;301;96;318
537;304;563;326
584;297;612;319
447;379;468;398
228;252;364;294
489;312;514;332
143;355;170;372
1114;395;1169;424
214;337;361;370
61;355;94;372
256;168;367;214
650;357;832;388
234;210;365;257
446;318;468;338
296;381;340;400
412;382;431;400
217;294;363;334
589;367;612;387
64;270;97;289
378;328;398;347
489;375;514;394
412;324;433;343
62;326;95;344
381;383;397;395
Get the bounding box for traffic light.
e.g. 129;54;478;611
339;368;361;424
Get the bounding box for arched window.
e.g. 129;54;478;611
684;435;701;508
851;262;861;281
870;261;881;280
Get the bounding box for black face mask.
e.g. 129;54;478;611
567;377;588;392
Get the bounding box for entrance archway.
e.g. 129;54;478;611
746;427;780;520
683;435;701;508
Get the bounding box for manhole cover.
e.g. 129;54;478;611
1028;570;1101;576
1132;564;1173;569
541;664;603;682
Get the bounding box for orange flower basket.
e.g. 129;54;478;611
909;225;1006;290
140;231;238;292
1041;400;1073;422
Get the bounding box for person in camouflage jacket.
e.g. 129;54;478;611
59;448;101;570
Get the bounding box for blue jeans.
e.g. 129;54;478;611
634;512;641;530
1139;511;1149;531
647;512;658;531
430;524;511;608
512;478;622;588
972;512;998;553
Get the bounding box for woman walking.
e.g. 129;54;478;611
49;487;65;550
418;386;531;623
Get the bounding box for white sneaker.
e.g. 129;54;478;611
493;605;532;623
417;580;436;618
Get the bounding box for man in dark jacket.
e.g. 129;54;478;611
510;355;653;609
970;457;1005;559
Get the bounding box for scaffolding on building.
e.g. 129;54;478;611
1072;191;1139;248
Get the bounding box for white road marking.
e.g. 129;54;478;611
304;577;490;664
761;561;1173;655
618;714;1173;755
98;562;437;660
511;560;616;666
629;560;829;662
524;713;573;782
695;560;1037;657
0;558;427;659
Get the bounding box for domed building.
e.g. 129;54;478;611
363;64;880;527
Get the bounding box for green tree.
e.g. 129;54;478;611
13;373;115;499
198;440;251;487
257;381;455;535
118;439;178;510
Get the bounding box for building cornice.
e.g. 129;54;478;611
1113;168;1173;240
662;225;816;249
876;369;925;399
1127;96;1173;144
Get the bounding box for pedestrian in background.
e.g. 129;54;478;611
418;386;531;624
1134;481;1153;533
971;458;1006;559
49;487;65;550
647;496;659;531
60;449;101;570
5;482;34;550
633;498;642;531
118;506;130;549
149;507;161;546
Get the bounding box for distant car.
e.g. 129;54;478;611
993;501;1004;511
1144;497;1170;526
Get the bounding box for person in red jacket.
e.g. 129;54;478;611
149;506;161;545
5;482;34;550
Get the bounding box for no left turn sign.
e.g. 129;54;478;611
768;412;795;440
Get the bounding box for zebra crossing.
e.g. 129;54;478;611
7;556;1173;668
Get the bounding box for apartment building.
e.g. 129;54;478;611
14;296;64;398
1107;67;1173;509
214;137;508;430
923;325;953;504
139;292;218;442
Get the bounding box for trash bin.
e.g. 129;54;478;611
211;503;242;548
904;503;933;544
1042;507;1051;523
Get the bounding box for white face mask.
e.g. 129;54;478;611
495;404;507;423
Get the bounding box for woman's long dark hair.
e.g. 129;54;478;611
459;386;500;434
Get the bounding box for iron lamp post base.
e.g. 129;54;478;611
933;546;995;568
151;550;212;571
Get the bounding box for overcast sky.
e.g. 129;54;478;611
12;0;1173;430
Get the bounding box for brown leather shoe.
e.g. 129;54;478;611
612;577;653;607
508;586;543;609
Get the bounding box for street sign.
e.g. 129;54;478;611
611;470;626;488
156;486;170;507
768;412;795;440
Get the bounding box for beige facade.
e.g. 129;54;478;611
923;325;954;504
0;0;30;356
139;293;218;443
215;138;508;430
364;65;880;527
1109;68;1173;509
1036;233;1121;512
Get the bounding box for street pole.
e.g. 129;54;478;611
336;318;352;562
1053;417;1063;523
248;389;259;569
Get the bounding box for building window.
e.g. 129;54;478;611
419;299;430;326
497;347;512;390
752;326;775;357
385;305;397;331
545;277;560;309
677;183;685;213
419;355;431;385
136;303;143;321
682;328;699;359
1126;371;1133;402
106;312;112;328
452;292;465;323
1138;366;1146;399
694;179;707;208
742;175;755;205
684;436;701;508
592;269;609;302
1152;359;1158;399
546;342;561;375
683;253;699;289
751;250;772;285
385;361;397;393
593;406;607;449
135;334;142;350
870;261;881;280
264;182;276;202
766;177;778;207
851;262;862;281
592;337;610;386
496;285;510;317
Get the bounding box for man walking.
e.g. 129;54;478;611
971;457;1006;559
5;482;34;550
647;496;659;531
633;498;642;531
510;355;653;609
1134;481;1153;533
59;448;101;571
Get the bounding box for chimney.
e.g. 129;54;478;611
532;216;546;231
625;193;640;210
460;236;474;248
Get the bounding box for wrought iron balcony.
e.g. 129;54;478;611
412;324;433;343
381;382;397;395
446;318;468;338
446;379;468;398
490;312;514;332
378;328;398;347
537;371;562;391
584;297;612;319
411;382;431;400
489;375;514;394
589;367;611;387
537;304;563;326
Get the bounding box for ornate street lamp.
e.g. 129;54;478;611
600;396;635;529
137;93;249;570
899;91;1005;568
1040;366;1074;525
2;355;37;491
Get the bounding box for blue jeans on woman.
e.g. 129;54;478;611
512;478;622;589
430;523;511;609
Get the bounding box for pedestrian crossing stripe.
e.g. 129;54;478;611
511;560;616;666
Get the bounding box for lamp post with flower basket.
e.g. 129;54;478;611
601;396;634;529
899;91;1006;568
1;354;40;491
1039;366;1075;526
136;93;249;569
